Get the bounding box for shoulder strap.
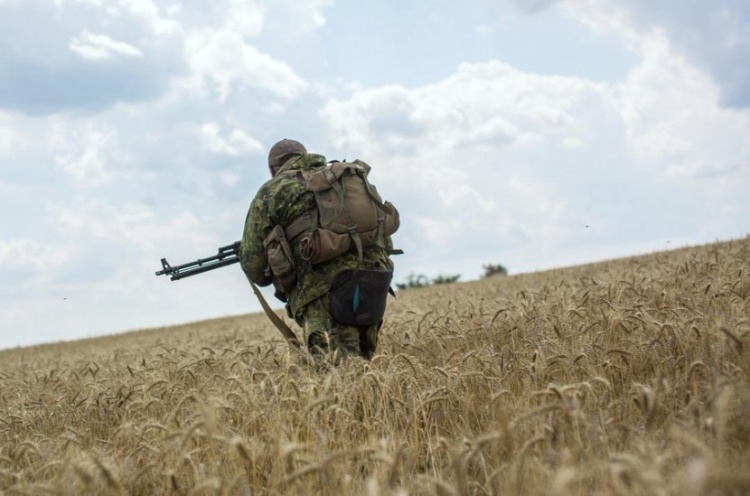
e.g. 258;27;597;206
249;281;302;348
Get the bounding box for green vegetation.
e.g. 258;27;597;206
395;272;460;290
482;262;508;278
396;262;509;291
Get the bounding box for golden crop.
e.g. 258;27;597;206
1;238;748;495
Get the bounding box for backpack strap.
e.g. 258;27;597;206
347;225;364;267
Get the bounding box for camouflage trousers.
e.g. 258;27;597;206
300;296;380;360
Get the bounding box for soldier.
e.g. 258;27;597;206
239;139;400;360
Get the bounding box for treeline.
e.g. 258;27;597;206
395;263;508;290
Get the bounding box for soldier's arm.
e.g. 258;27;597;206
240;188;273;286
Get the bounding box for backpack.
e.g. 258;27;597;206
285;159;400;265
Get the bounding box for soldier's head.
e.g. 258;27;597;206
268;139;307;176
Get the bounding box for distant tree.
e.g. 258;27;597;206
395;273;430;290
432;274;461;285
395;273;462;290
482;263;508;278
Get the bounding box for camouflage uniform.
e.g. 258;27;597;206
240;153;394;359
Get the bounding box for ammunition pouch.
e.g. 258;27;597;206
329;269;393;327
263;225;296;295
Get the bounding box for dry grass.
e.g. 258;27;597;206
1;237;749;495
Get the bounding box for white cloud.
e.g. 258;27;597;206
0;240;71;272
55;144;110;186
320;61;596;259
200;122;264;156
321;60;610;171
0;116;25;155
617;31;750;179
185;28;308;103
561;0;750;109
560;0;636;41
218;170;240;186
227;0;266;37
69;31;143;60
410;171;564;250
120;0;181;35
55;0;181;34
48;200;215;254
303;0;331;29
51;121;118;186
264;0;333;30
54;201;148;242
0;128;12;155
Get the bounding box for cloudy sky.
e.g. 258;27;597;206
1;0;748;350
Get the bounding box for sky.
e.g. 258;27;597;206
0;0;748;350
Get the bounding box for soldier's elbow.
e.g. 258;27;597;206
246;267;272;287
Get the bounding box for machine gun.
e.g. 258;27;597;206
155;242;241;281
154;241;302;347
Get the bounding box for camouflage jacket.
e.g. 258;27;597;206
240;153;394;322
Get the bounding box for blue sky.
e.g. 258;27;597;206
1;0;748;350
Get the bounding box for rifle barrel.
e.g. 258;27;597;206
155;242;241;280
167;256;239;280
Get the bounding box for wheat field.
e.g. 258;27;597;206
1;238;749;495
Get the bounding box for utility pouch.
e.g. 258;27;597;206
299;228;350;265
329;269;393;327
382;201;400;235
263;225;296;295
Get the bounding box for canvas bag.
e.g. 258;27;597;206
328;269;393;326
